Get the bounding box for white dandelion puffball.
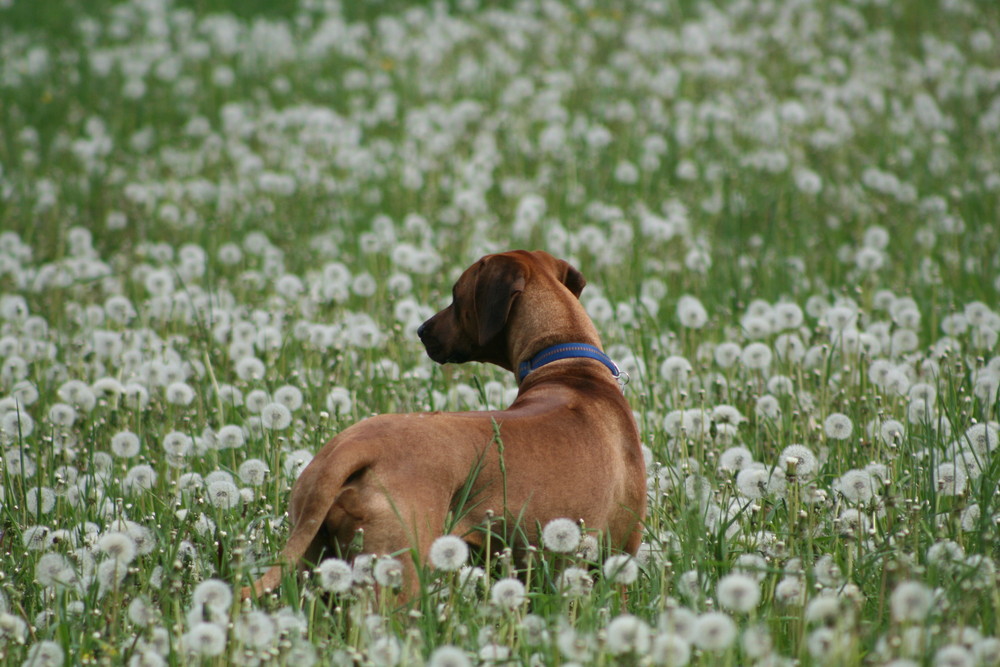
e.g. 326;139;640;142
963;423;999;455
780;444;818;476
718;446;754;472
490;577;527;609
207;479;242;510
369;635;402;666
192;578;233;612
693;611;737;652
326;386;353;415
23;641;64;667
890;580;934;623
824;413;853;440
427;645;471;667
677;295;708;329
215;424;246;449
127;597;157;627
26;486;56;514
164;381;196;406
717;573;761;613
260;402;292;430
274;384;304;411
541;518;582;553
183;621;227;657
714;342;742;368
237;458;269;486
35;553;75;588
934;462;967;496
606;614;652;655
97;531;137;564
235;610;276;649
283;449;313;478
429;535;469;571
315;558;354;593
373;556;404;589
736;466;785;499
162;431;193;457
741;342;773;370
837;469;876;504
96;558;128;596
558;567;594;597
123;464;157;493
603;554;639;585
110;431;141;458
650;633;691;666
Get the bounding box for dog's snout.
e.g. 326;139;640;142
417;320;429;339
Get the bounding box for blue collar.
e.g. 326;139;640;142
517;343;620;383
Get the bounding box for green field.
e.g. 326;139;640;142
1;0;998;664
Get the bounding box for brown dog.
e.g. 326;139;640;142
244;250;646;599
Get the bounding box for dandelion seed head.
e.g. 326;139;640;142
541;518;582;553
260;401;292;430
606;614;652;655
717;572;761;613
429;535;469;571
235;610;276;649
373;556;404;589
124;464;157;493
713;342;741;368
755;394;781;420
207;479;241;510
96;558;128;596
427;646;471;667
111;430;141;458
97;531;137;563
934;462;967;496
774;575;806;605
934;644;975;667
890;580;934;623
23;640;64;667
824;413;853;440
35;552;75;588
274;384;304;411
490;577;526;609
315;558;353;594
963;423;999;455
181;621;227;658
718;446;753;472
191;578;232;612
604;554;639;585
237;458;269;486
215;424;246;449
692;611;737;652
677;295;708;329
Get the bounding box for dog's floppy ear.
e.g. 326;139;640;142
474;256;526;345
555;259;586;298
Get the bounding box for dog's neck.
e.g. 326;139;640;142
506;284;607;380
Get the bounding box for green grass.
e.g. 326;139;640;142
1;0;999;665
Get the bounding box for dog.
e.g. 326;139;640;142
243;250;646;600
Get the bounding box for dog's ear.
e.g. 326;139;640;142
474;256;526;345
555;259;586;298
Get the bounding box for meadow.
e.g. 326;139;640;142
1;0;999;664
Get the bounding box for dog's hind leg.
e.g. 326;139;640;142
346;476;454;602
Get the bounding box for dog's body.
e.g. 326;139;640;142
244;250;646;599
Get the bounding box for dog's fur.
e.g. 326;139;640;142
243;250;646;599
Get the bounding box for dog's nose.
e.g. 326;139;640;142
417;321;428;339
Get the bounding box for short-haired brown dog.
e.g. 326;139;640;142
244;250;646;600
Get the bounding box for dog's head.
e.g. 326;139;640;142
418;250;586;370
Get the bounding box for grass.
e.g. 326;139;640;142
1;0;999;665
